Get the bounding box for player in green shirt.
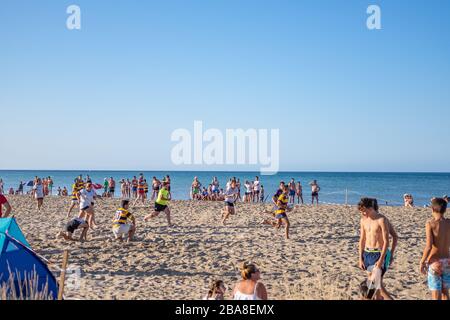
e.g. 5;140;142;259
144;180;172;226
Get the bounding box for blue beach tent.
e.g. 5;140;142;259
0;217;31;248
0;218;58;299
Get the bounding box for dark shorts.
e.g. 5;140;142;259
312;192;319;197
225;201;235;208
81;205;91;211
275;212;287;219
289;190;295;196
363;250;390;276
154;203;167;212
132;187;137;192
213;189;219;194
65;220;83;233
109;188;115;193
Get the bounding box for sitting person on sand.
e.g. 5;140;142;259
261;184;291;239
144;181;172;226
233;262;268;300
57;217;89;241
403;194;414;208
201;187;209;201
203;280;226;300
358;197;391;300
218;188;225;201
419;197;450;300
112;200;136;242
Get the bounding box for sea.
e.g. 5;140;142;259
0;170;449;207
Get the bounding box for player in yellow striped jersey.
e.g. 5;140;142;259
67;178;82;217
112;200;136;242
261;184;291;239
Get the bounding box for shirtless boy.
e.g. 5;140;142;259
420;197;450;300
358;197;391;300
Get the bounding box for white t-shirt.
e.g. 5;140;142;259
224;187;239;203
253;180;261;191
79;189;97;209
33;184;44;199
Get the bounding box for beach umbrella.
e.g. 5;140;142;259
92;184;102;190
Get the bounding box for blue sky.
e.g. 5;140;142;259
1;0;449;172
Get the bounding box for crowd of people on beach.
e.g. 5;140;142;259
1;173;450;300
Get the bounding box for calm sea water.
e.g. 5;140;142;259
0;171;449;206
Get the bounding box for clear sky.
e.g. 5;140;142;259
1;0;449;172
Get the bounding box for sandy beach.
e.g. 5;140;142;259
6;195;431;300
